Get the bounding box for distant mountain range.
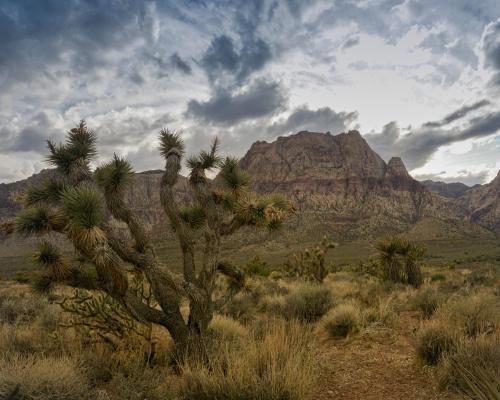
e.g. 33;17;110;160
1;130;499;239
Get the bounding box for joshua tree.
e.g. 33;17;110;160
375;236;424;287
285;235;336;283
4;121;292;357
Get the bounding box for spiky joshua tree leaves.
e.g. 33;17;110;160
5;121;293;357
375;236;424;288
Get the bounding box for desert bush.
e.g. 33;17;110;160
356;279;396;306
208;314;247;342
0;324;42;355
258;294;285;315
439;335;500;399
282;283;333;322
375;236;424;287
412;287;444;319
0;354;92;400
430;273;446;282
416;321;456;366
244;256;271;277
323;303;360;338
466;267;497;287
224;292;258;323
361;297;396;327
105;365;174;400
0;290;47;324
435;293;499;337
180;319;316;400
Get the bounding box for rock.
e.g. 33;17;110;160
458;170;500;232
239;130;468;236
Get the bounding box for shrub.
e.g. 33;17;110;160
324;303;360;338
225;292;258;322
0;291;47;324
416;321;455;366
412;287;444;319
244;256;271;277
435;293;499;337
361;297;396;327
208;314;247;342
439;335;500;399
258;294;285;315
180;319;316;400
430;273;446;282
282;283;333;322
0;324;41;355
0;354;92;400
105;365;174;400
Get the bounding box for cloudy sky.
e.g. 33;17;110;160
1;0;500;185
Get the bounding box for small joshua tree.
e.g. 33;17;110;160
285;235;336;283
5;121;292;357
375;236;424;287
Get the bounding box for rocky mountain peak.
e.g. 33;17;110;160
387;157;411;178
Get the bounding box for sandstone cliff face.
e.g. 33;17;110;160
239;130;464;235
459;171;500;232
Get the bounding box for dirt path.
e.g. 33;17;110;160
311;312;461;400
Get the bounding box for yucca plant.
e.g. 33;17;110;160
3;121;293;358
375;236;424;287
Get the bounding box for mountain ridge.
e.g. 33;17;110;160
0;130;498;238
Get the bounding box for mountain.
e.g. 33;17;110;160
421;180;471;198
458;171;500;232
239;130;474;237
1;130;498;239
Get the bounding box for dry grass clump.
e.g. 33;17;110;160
411;286;445;319
258;294;286;315
180;319;316;400
0;287;48;324
438;335;500;399
281;283;333;322
361;297;397;328
435;292;499;337
208;314;247;341
416;321;456;366
224;291;257;322
0;354;92;400
323;303;360;338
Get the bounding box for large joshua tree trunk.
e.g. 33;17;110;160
3;121;291;359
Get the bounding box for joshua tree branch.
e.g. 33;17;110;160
160;149;196;284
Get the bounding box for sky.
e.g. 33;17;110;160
1;0;500;185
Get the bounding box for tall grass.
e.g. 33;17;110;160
180;318;317;400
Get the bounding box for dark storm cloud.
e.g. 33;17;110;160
1;112;62;153
365;109;500;169
186;79;286;125
266;106;359;136
342;36;360;50
170;53;192;75
0;0;151;85
200;34;272;86
482;17;500;86
423;100;491;128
